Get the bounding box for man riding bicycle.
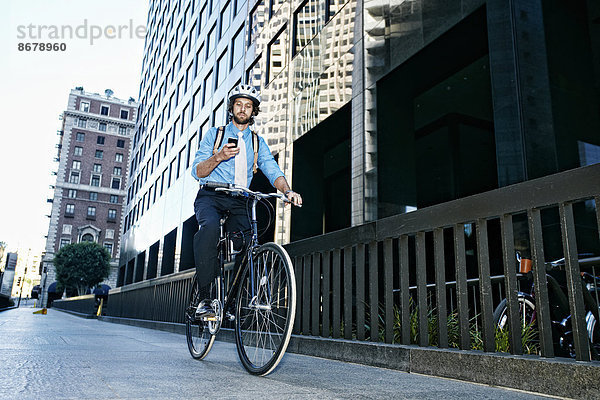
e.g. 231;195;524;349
190;84;302;318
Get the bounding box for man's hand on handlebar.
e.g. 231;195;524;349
285;190;303;207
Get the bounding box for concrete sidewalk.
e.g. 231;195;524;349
0;307;552;399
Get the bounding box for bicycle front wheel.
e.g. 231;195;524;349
235;242;296;375
185;275;217;360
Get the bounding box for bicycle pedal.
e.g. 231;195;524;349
203;316;218;321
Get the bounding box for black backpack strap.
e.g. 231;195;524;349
212;126;225;155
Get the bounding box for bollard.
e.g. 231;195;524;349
96;298;103;317
33;308;47;315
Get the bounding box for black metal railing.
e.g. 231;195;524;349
105;270;195;324
105;164;600;362
53;294;98;316
285;164;600;361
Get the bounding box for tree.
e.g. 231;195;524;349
53;242;110;296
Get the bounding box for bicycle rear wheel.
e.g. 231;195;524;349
493;294;538;354
235;242;296;375
185;275;217;359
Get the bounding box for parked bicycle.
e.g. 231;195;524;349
493;253;600;359
184;182;297;375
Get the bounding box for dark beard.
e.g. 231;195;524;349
233;113;251;125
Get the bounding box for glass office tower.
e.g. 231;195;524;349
120;0;599;285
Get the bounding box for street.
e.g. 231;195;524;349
0;307;551;399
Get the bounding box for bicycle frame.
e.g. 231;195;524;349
213;190;277;329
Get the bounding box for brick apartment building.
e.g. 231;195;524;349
41;88;138;306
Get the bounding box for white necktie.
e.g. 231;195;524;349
234;131;247;187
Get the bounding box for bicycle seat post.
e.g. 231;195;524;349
250;197;259;246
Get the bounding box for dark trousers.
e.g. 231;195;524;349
193;188;250;295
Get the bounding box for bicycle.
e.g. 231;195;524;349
184;182;297;375
493;253;600;360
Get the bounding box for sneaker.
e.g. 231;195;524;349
195;299;216;319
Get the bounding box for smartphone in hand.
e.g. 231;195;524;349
228;137;238;148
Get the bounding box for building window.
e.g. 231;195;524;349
203;69;213;106
220;1;231;37
67;189;77;198
113;167;122;175
110;195;119;204
117;139;125;148
115;153;123;162
119;126;127;135
62;224;72;234
65;204;75;216
101;105;110;116
72;160;81;170
99;123;107;132
120;109;129;119
89;192;98;201
267;26;286;83
69;172;80;184
248;0;265;47
195;43;205;76
293;0;320;56
246;56;262;91
108;209;117;220
91;175;101;186
206;24;216;58
97;136;105;145
216;50;228;87
60;238;71;248
74;146;83;156
78;119;87;128
112;178;121;189
95;150;103;159
87;206;96;218
105;229;115;239
76;132;85;141
93;164;102;173
231;27;244;69
103;242;113;256
81;233;94;242
213;101;225;126
79;101;90;112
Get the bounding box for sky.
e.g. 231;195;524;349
0;0;149;254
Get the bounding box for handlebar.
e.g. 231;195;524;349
204;181;301;207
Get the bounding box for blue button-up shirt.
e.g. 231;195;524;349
191;122;284;188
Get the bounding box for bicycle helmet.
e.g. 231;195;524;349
228;84;261;107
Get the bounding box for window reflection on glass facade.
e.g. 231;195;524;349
267;27;286;83
248;0;265;47
288;0;355;139
247;57;262;90
269;0;286;18
293;0;321;56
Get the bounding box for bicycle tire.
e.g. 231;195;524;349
234;242;296;375
185;275;217;360
493;294;538;353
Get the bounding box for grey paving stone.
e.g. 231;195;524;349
0;307;551;399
